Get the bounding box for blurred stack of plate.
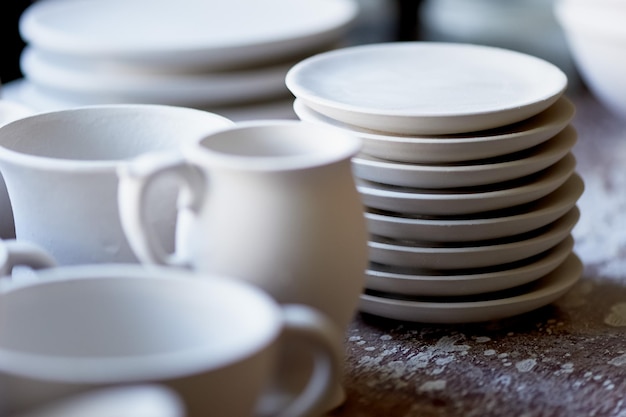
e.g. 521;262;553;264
287;42;584;324
2;0;358;121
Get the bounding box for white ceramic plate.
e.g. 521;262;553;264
20;47;292;106
365;235;574;296
2;78;100;112
368;206;578;270
357;153;576;216
293;96;575;163
0;99;34;127
358;253;582;323
365;173;583;242
286;42;568;134
19;0;358;71
1;79;297;121
352;125;576;188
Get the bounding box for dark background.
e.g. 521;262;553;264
1;1;33;83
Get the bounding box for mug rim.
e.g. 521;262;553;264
0;104;233;172
0;264;282;384
190;119;362;172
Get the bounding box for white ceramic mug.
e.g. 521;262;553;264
0;100;35;239
0;264;342;417
0;238;57;277
117;120;369;410
0;104;234;265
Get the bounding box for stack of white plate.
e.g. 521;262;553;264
287;41;584;324
2;0;358;121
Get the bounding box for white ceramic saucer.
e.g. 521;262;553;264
358;253;582;323
293;96;575;163
2;79;296;120
20;47;292;106
352;125;576;189
286;42;568;134
365;173;583;242
368;206;578;270
2;78;96;111
357;153;576;216
19;0;358;71
365;235;574;296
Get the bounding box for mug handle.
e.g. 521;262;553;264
117;152;205;268
256;304;343;417
0;239;57;277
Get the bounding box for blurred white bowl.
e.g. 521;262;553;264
554;0;626;118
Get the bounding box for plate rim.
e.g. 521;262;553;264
20;46;292;105
351;125;576;188
364;235;574;296
19;0;359;70
293;96;576;163
367;206;579;270
357;153;576;215
286;42;568;134
364;173;584;241
358;253;582;323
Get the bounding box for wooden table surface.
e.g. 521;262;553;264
329;87;626;417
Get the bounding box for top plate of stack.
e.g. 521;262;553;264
286;42;568;134
19;0;358;71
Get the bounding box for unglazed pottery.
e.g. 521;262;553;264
365;235;574;296
351;125;576;189
0;238;56;277
0;105;233;265
286;42;567;134
555;0;626;118
0;100;34;239
0;264;342;417
367;206;578;270
20;46;293;107
19;0;357;71
364;173;583;242
359;253;582;323
357;153;576;216
118;120;369;409
293;96;575;164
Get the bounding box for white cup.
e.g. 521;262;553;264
0;238;57;277
0;100;35;239
117;120;369;409
0;104;234;265
0;264;342;417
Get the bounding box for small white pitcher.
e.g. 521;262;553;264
118;120;369;410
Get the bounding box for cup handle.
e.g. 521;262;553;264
256;304;343;417
0;239;57;277
117;151;205;268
